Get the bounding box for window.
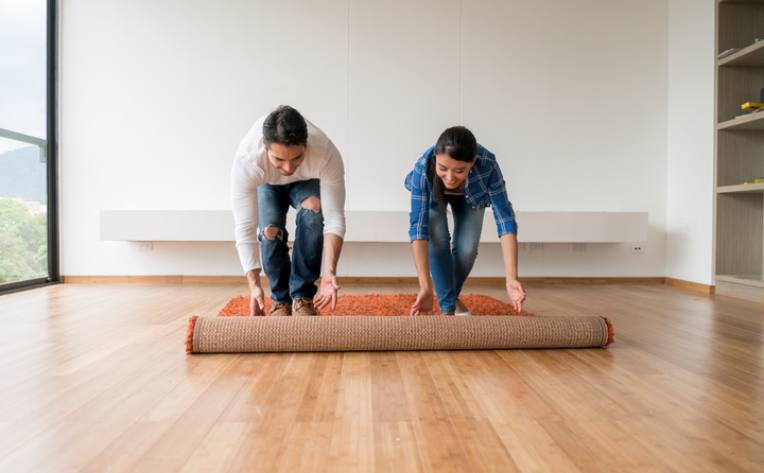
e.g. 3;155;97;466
0;0;58;292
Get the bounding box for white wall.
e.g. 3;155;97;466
60;0;674;278
665;0;715;285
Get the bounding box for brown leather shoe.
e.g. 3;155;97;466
268;302;292;316
293;298;318;316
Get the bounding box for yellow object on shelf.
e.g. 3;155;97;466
743;177;764;185
741;102;764;110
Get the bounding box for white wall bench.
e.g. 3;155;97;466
100;210;648;243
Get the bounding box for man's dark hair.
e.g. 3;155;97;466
262;105;308;147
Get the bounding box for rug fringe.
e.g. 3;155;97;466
601;316;615;346
186;315;199;354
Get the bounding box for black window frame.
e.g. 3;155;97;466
0;0;60;295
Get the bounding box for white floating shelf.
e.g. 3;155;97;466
101;210;648;244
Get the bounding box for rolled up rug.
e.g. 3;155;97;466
185;315;614;353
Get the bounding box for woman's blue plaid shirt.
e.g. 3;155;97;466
404;144;518;241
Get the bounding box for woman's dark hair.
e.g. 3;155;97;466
434;126;477;163
428;126;477;207
262;105;308;147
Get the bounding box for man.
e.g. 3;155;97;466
231;105;346;316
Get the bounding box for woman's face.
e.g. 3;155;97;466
435;153;474;189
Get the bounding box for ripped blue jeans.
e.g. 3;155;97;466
257;179;323;304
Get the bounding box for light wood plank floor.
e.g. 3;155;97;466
0;281;762;472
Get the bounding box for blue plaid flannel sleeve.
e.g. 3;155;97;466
487;161;518;236
406;159;431;241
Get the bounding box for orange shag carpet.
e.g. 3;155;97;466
218;294;532;317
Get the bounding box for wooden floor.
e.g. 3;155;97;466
0;281;762;472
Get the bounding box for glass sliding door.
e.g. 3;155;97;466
0;0;58;291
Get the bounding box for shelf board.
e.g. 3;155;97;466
718;0;764;4
717;183;764;193
717;112;764;130
716;274;764;287
718;39;764;66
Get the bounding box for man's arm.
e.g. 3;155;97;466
245;268;265;315
313;143;346;310
314;233;344;310
231;158;265;315
322;233;343;277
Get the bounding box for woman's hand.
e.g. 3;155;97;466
506;278;526;313
410;286;434;316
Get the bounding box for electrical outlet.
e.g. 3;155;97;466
631;245;644;255
135;241;154;252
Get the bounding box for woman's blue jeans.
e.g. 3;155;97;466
428;195;485;313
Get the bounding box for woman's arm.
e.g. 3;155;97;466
410;240;434;315
406;155;434;315
483;154;524;312
500;233;518;280
500;233;526;312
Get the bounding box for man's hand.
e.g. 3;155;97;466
314;274;340;311
506;278;526;313
250;283;266;316
410;286;434;316
246;269;266;316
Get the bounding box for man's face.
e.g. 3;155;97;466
267;142;306;176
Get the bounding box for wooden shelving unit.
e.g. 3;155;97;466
715;0;764;302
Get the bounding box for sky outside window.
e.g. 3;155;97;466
0;0;47;154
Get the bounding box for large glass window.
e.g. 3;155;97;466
0;0;57;291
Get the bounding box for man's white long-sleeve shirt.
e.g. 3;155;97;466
230;115;346;273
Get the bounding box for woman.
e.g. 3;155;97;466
405;126;526;315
